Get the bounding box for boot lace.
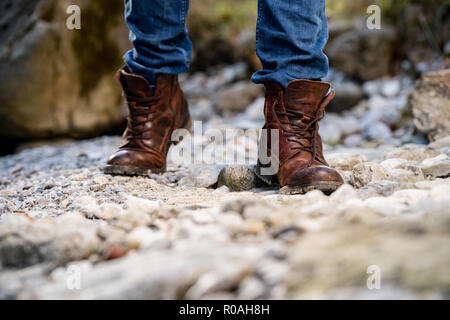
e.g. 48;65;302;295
126;95;162;141
275;101;327;166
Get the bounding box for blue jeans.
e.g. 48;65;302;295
124;0;329;88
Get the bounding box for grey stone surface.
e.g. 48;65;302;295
0;135;449;299
326;26;396;81
412;70;450;141
218;166;257;192
0;0;129;140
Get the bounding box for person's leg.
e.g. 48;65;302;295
254;0;344;194
251;0;329;88
105;0;192;176
123;0;192;85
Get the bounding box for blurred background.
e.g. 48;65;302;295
0;0;449;155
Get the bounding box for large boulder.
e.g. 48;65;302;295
326;22;396;81
0;0;130;141
412;69;450;141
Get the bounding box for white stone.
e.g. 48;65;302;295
330;184;359;202
421;155;450;178
350;162;393;188
429;185;450;201
363;197;409;216
125;196;161;213
390;189;430;205
380;79;401;97
326;153;368;171
126;227;164;249
422;154;448;166
93;175;109;185
96;203;123;220
380;158;410;171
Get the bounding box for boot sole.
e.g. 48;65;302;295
104;116;192;177
103;165;167;176
280;181;342;195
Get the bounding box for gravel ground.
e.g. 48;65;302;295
0;69;449;299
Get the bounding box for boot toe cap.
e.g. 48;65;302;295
281;165;344;188
106;149;162;169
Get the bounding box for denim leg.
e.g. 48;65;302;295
251;0;329;88
123;0;192;84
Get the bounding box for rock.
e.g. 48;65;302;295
362;121;392;142
390;189;430;206
389;168;424;183
350;162;393;188
178;166;223;188
244;98;265;121
380;158;425;183
324;69;366;112
421;155;450;178
383;144;441;162
343;134;366;148
361;93;408;128
93;175;109;185
95;203;123;220
218;166;257;192
380;158;410;171
428;185;450;201
215;212;246;235
1;103;450;300
326;153;368;171
236;277;267;299
0;214;103;269
326;25;396;81
328;80;366;112
337;116;362;137
429;135;450;152
221;199;256;215
125;196;160;214
380;79;402;97
287;213;450;298
358;180;402;198
27;243;263;300
339;170;352;185
363;197;410;216
126;227;163;249
73;196;99;218
188;98;214;121
115;197;155;230
212;185;230;194
414;179;450;190
329;184;359;202
319;114;361;145
328;20;354;40
412;70;450;141
216;81;264;114
0;0;130;141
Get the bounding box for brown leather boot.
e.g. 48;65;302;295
256;79;344;194
104;67;191;176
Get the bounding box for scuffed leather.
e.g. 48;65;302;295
107;67;191;170
262;79;344;187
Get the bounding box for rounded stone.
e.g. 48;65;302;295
217;166;257;192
